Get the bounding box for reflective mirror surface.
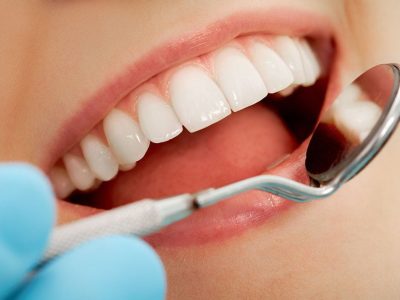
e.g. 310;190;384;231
306;64;400;185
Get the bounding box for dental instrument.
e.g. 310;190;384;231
45;64;400;262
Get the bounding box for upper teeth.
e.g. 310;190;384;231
137;92;183;143
104;109;150;165
248;41;293;94
49;34;322;199
214;46;269;111
170;65;232;132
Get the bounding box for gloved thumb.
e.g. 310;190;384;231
0;163;55;299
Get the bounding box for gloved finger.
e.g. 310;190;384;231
17;236;166;300
0;163;55;299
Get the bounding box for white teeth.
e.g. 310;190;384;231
49;166;75;198
213;47;268;111
137;93;183;143
273;36;307;84
170;65;231;132
333;99;382;143
80;134;119;181
103;109;150;165
249;42;294;93
63;153;96;191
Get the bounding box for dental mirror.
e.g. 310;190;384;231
305;63;400;188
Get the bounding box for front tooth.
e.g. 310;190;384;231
333;99;382;143
273;36;307;84
104;109;150;164
169;65;231;132
49;166;75;198
137;93;183;143
63;153;96;191
80;134;119;181
213;47;268;111
249;42;294;93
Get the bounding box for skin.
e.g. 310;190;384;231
1;0;400;298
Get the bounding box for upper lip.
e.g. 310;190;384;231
42;7;336;172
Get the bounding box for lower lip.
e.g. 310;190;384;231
144;143;310;247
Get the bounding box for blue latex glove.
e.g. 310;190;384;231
0;163;166;300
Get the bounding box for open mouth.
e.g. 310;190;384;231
47;11;337;247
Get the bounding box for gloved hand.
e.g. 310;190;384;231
0;163;166;300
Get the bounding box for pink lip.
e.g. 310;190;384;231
43;7;334;171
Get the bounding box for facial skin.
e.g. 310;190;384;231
1;0;400;298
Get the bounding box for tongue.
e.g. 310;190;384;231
85;103;297;209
